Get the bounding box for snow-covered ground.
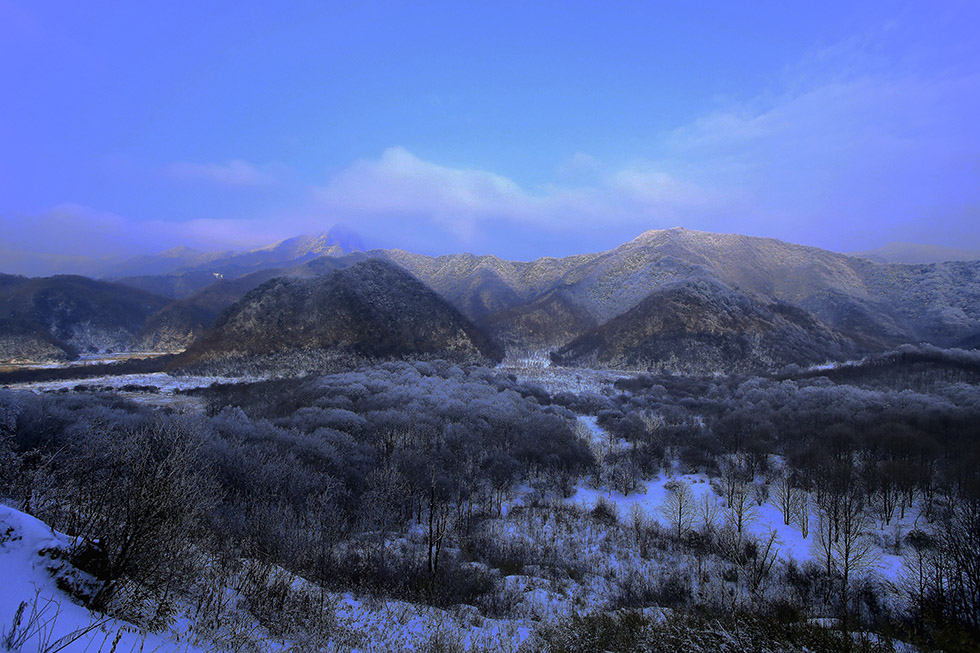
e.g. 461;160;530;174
568;417;908;583
4;372;260;395
0;501;536;652
0;504;204;653
0;405;919;650
2;372;268;412
329;594;532;652
568;474;816;562
0;353;173;373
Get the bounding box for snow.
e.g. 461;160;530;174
0;503;203;652
569;473;708;530
496;355;628;395
0;386;923;649
0;503;535;652
567;417;911;584
331;594;532;652
803;356;869;372
4;372;263;395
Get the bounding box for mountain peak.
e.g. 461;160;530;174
175;258;502;372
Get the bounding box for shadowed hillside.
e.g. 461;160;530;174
174;259;503;372
551;277;859;373
0;274;170;362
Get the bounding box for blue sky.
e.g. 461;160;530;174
1;1;979;273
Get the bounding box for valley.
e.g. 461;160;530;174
6;3;978;650
1;230;979;652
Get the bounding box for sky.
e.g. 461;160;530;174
1;0;979;274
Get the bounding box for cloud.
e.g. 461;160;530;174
315;147;538;237
167;159;275;187
312;146;720;247
655;31;980;248
0;203;290;276
6;14;980;271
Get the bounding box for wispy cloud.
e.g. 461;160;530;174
312;147;721;241
315;147;534;232
0;203;286;275
655;28;980;247
167;159;275;187
301;20;979;254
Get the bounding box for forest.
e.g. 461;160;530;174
2;347;980;651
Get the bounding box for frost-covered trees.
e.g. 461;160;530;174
82;418;215;613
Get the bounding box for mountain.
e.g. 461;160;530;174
379;250;600;321
551;278;860;374
108;269;228;300
186;231;346;276
481;287;598;350
101;245;231;279
8;227;980;370
107;226;365;288
138;255;363;352
174;259;502;371
852;242;980;264
394;228;980;352
123;228;980;362
138;269;289;352
0;274;171;362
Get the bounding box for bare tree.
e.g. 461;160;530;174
790;489;810;538
64;417;215;617
718;454;751;507
771;471;795;526
724;482;758;540
660;480;696;540
832;490;879;624
812;485;879;628
746;529;781;596
697;491;722;537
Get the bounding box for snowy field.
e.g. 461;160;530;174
0;377;942;650
2;372;267;412
0;352;172;373
497;352;630;396
3;372;260;395
568;417;909;584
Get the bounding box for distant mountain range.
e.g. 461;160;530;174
3;227;980;373
108;225;366;294
851;242;980;264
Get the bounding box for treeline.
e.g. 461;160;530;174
778;344;980;389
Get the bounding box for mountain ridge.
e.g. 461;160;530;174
6;228;980;370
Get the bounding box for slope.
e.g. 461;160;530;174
551;278;860;374
175;259;503;371
0;274;171;362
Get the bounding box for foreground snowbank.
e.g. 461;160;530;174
0;503;202;652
